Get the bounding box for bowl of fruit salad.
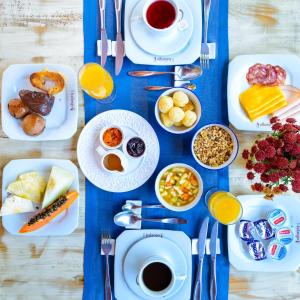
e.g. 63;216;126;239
155;88;201;134
155;163;203;211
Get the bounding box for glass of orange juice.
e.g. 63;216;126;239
205;188;242;225
79;63;115;102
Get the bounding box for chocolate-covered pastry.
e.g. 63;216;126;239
19;90;55;116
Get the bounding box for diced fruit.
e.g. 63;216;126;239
42;166;74;208
0;195;37;216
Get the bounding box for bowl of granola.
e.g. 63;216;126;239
191;124;239;170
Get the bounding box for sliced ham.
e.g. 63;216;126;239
274;95;300;117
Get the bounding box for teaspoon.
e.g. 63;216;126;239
144;83;197;91
122;203;165;211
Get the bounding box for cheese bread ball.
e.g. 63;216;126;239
183;101;195;112
172;91;189;107
160;113;174;127
174;121;183;127
158;96;173;113
182;110;197;127
168;107;185;123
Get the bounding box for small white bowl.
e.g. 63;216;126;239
99;125;124;150
191;124;239;170
155;163;203;212
155;88;201;134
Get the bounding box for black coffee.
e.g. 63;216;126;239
142;262;172;291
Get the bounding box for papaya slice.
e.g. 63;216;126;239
19;191;79;233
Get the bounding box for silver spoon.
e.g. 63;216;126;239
114;211;187;227
128;64;202;80
122;203;165;211
144;83;197;91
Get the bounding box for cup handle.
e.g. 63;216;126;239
177;10;189;31
96;146;107;156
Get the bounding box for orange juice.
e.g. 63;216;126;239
208;191;242;225
79;63;114;100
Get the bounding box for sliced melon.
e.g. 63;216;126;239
0;195;37;216
42;166;74;208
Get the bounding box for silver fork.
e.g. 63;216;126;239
101;233;112;300
200;0;212;69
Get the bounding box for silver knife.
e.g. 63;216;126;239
210;221;219;300
193;217;209;300
99;0;108;66
114;0;125;75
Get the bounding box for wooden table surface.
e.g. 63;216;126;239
0;0;300;299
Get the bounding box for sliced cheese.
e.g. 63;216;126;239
0;195;37;216
240;85;287;121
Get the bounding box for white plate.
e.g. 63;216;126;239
124;0;201;65
77;110;160;192
228;194;300;272
123;237;187;299
227;54;300;132
1;159;80;236
1;64;78;140
130;0;193;56
114;230;192;300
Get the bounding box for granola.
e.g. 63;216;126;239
193;126;233;167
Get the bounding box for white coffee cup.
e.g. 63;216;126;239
137;256;186;298
96;147;128;174
142;0;187;35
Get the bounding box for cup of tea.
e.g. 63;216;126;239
142;0;188;35
96;147;128;174
137;256;186;297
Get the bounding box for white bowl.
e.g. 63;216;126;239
155;88;201;134
99;125;124;149
155;163;203;212
191;124;239;170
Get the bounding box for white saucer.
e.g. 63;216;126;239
114;230;192;300
123;237;187;299
130;0;193;56
228;194;300;272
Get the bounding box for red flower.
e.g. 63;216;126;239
285;143;293;153
297;135;300;143
273;139;283;149
264;146;276;158
277;157;289;169
251;145;258;154
270;116;279;124
253;183;264;192
255;150;266;161
266;136;276;145
279;184;288;192
276;147;283;156
290;144;300;156
246;160;253;170
292;180;300;193
260;173;269;183
242;149;249;160
289;160;297;170
284;132;297;144
269;173;280;183
272;123;283;131
278;170;288;177
247;172;255;180
257;140;269;150
283;123;297;132
254;163;265;173
286;118;297;124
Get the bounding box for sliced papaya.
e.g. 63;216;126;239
19;191;79;233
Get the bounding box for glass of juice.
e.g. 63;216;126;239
205;188;242;225
79;63;115;102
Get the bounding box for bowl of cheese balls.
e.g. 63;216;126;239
155;88;201;134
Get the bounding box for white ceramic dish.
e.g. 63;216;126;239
228;194;300;272
191;124;239;170
130;0;193;56
77;109;160;193
114;230;192;300
99;125;124;149
1;64;78;140
124;0;201;65
155;163;203;212
228;54;300;132
155;88;201;134
1;159;80;236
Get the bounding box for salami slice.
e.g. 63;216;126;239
265;64;278;86
274;65;287;85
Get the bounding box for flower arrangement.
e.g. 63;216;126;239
242;117;300;199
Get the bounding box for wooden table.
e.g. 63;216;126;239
0;0;299;299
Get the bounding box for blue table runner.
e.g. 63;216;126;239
83;0;229;299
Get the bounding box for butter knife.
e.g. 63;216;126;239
193;217;209;300
210;221;218;300
115;0;124;75
99;0;108;66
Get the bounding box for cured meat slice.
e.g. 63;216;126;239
274;66;287;85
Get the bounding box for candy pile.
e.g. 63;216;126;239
239;208;294;261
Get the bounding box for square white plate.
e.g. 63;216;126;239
1;159;80;236
227;54;300;132
228;194;300;272
1;64;78;140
